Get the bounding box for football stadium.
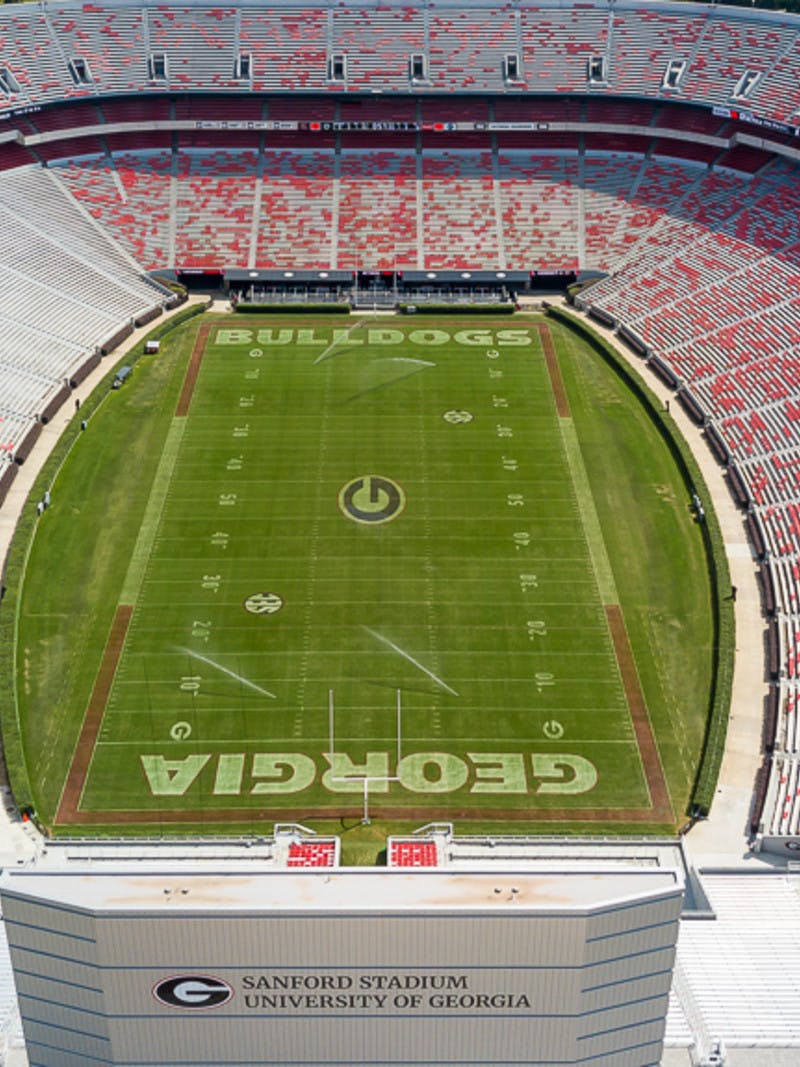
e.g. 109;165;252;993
0;0;799;1064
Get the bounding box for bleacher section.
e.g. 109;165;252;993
338;149;417;270
40;143;800;284
272;827;341;868
388;839;440;868
286;841;338;868
0;165;168;459
0;2;798;128
574;152;800;847
174;148;258;267
422;149;498;268
256;149;335;269
53;150;173;268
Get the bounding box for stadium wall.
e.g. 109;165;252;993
1;866;683;1067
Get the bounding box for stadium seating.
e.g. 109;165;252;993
582;152;646;271
53;150;173;268
574;146;800;842
338;149;417;270
174;148;258;267
0;164;168;457
0;2;799;127
286;841;338;868
256;149;335;269
498;151;579;271
763;755;800;837
388;840;440;867
422;150;498;268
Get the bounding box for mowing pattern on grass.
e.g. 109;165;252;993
17;316;711;832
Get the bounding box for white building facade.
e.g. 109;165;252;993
1;865;682;1067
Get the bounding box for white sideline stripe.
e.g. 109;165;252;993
174;646;276;699
361;626;460;697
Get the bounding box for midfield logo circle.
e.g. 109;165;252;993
153;975;234;1011
338;475;406;525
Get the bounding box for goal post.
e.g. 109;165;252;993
327;688;403;824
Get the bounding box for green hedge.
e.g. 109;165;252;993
547;307;734;818
151;275;188;297
0;304;208;820
235;302;350;314
399;303;515;315
134;300;208;352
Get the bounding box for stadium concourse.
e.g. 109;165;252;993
3;0;800;1063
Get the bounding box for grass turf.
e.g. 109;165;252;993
15;314;714;835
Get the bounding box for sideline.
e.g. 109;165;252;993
553;302;766;865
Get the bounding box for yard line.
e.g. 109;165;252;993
174;647;276;699
361;626;460;697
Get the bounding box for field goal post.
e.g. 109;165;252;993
328;688;402;824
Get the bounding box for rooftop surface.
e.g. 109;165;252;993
1;866;680;914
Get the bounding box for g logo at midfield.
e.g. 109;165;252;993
339;475;406;525
153;975;234;1010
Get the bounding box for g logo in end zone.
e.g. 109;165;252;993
153;975;234;1010
338;475;406;525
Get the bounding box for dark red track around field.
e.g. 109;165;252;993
56;605;133;824
604;604;672;821
537;322;570;418
176;321;211;417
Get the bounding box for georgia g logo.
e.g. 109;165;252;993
153;974;234;1011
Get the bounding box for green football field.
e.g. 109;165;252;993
15;313;716;834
